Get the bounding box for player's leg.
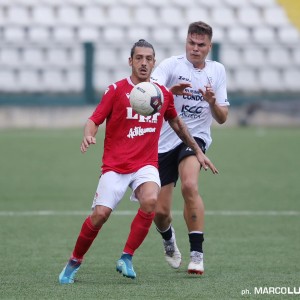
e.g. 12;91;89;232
59;171;129;284
154;183;182;268
179;154;205;275
59;206;111;284
154;183;174;231
117;166;159;278
123;180;159;254
71;205;112;261
179;155;204;232
154;150;182;268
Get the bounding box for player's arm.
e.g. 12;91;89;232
168;116;219;174
169;83;192;96
210;103;228;124
199;86;228;124
80;119;98;153
81;84;115;153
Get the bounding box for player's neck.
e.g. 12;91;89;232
130;75;150;85
193;61;206;70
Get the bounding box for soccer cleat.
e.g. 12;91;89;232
187;251;204;275
59;258;81;284
116;254;136;279
163;228;182;269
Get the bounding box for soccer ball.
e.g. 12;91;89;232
129;82;164;116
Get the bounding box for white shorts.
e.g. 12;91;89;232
92;165;161;210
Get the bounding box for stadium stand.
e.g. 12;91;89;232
277;0;300;30
185;7;211;25
237;6;264;28
278;25;300;43
82;6;108;26
283;68;300;92
134;7;159;27
234;68;259;92
0;0;299;101
6;5;31;26
0;70;18;92
293;47;300;66
32;5;57;27
52;27;77;43
127;26;150;43
227;27;251;43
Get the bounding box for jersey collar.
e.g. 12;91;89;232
184;54;207;72
127;76;135;86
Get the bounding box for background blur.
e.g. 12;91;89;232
0;0;300;128
1;2;300;298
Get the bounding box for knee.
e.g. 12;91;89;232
181;180;198;198
140;197;157;213
155;210;172;223
155;201;170;219
91;206;111;227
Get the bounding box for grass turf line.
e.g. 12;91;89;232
0;127;299;299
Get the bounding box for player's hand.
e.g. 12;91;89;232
170;83;192;96
80;136;96;153
196;152;219;174
199;85;216;106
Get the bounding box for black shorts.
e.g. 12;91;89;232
158;137;206;187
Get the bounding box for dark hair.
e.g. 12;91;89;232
130;39;155;58
188;21;213;40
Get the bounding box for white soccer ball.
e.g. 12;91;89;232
129;82;164;116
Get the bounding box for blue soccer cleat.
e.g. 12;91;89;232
116;254;136;279
59;258;81;284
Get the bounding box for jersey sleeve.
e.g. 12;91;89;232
89;84;116;125
215;63;230;106
164;89;178;121
151;57;174;86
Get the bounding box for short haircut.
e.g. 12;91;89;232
130;39;155;58
188;21;213;40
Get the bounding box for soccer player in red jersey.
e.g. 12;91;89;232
59;39;218;284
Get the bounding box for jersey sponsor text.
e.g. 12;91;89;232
127;126;156;138
126;107;160;123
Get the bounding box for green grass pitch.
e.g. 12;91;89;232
0;127;299;299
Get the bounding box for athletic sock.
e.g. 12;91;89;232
156;225;173;241
188;232;204;253
123;208;155;255
72;216;102;260
121;253;133;261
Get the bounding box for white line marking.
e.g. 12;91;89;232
0;210;299;217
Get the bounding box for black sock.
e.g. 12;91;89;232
157;225;173;241
189;232;204;253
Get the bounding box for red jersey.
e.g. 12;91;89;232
89;77;177;174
